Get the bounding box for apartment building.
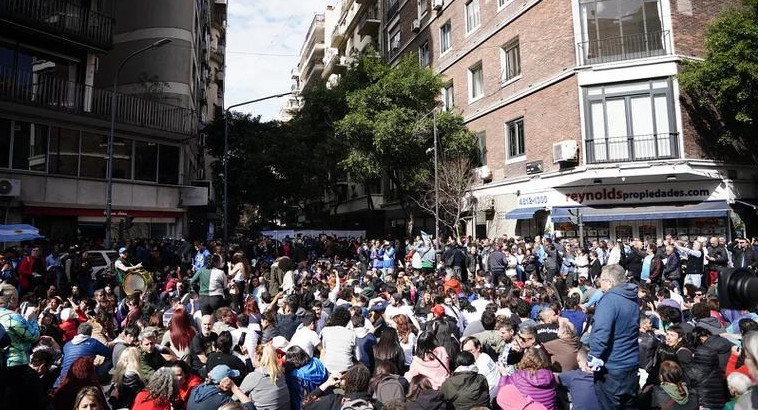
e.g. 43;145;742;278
0;0;224;242
382;0;758;241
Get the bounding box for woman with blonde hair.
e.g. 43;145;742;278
109;346;145;409
239;344;290;410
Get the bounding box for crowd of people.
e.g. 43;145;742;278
0;232;757;410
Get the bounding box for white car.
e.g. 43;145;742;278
87;250;119;280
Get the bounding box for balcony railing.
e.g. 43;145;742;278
0;0;113;49
0;67;197;135
358;5;380;36
586;133;680;164
578;30;670;65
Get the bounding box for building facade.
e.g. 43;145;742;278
0;0;224;243
380;0;757;241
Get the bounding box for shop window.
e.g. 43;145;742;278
135;141;158;182
615;225;633;243
158;145;180;185
80;132;106;179
12;121;48;171
49;127;80;176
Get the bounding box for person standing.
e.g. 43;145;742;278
190;255;227;315
588;264;640;409
487;244;506;286
0;284;40;409
192;242;211;273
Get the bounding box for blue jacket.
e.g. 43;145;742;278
589;282;640;370
54;335;111;388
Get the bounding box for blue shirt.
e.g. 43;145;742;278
193;249;211;271
641;254;653;281
54;336;111;388
559;370;599;410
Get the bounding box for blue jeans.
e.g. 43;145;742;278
594;367;639;409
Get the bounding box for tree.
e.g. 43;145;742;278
337;54;477;236
679;0;758;163
413;157;476;238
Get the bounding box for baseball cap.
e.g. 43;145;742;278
271;336;289;350
431;305;445;316
208;365;240;383
118;247;127;254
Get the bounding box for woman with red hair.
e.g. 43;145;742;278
52;356;106;410
160;308;196;362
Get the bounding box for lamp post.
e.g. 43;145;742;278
222;91;294;250
433;109;439;252
105;38;171;250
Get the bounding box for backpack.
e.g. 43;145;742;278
342;398;375;410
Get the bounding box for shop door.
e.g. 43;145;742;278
610;220;662;243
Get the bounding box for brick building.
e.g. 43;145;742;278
381;0;758;241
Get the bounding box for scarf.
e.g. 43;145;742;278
661;382;689;405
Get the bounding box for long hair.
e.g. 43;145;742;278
659;361;688;397
407;375;433;401
141;367;176;406
393;314;411;344
415;331;438;359
113;347;143;386
73;386;108;410
257;343;283;385
169;308;196;350
374;327;403;364
517;347;551;374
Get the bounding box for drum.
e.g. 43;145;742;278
122;269;153;296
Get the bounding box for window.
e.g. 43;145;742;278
113;138;133;180
135;141;158;182
468;63;484;101
158;145;180;185
417;0;430;19
498;0;512;8
49;127;79;176
442;83;454;111
440;20;451;54
465;0;480;34
476;131;487;166
506;118;525;159
419;42;430;67
389;28;401;54
79;132;106;179
12;121;47;171
585;79;678;163
579;0;666;64
501;38;521;82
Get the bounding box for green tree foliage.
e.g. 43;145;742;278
679;0;758;162
337;54;477;233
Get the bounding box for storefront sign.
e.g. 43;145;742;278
517;180;724;208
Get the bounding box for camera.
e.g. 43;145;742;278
718;268;758;310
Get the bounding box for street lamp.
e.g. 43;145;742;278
222;91;294;250
105;38;172;249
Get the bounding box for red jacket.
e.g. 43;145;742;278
132;390;172;410
17;255;44;290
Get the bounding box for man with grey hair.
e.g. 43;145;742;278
54;321;110;388
588;264;640;409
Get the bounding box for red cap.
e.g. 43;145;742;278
432;305;445;316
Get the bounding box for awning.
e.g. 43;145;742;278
504;207;545;220
24;206;184;219
551;200;731;223
0;224;43;242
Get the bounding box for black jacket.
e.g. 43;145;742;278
687;336;731;409
626;249;645;278
406;389;446;410
440;370;490;410
732;247;758;269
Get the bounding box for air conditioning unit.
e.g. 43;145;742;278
432;0;444;10
0;179;21;197
476;166;492;181
552;140;578;163
411;19;421;32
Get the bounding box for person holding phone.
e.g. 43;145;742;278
0;283;41;409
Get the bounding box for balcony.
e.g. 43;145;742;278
331;24;346;48
578;30;670;65
0;67;197;136
0;0;113;50
357;6;380;36
585;133;680;164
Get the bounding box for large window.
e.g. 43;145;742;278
113;138;133;180
506;118;525;159
440;20;452;54
442;83;454;111
501;38;521;82
579;0;666;64
13;121;48;171
49;127;79;176
419;41;430;67
158;145;180;185
135;141;158;182
585;79;678;163
0;119;10;169
465;0;481;34
468;63;484;101
476;131;487;166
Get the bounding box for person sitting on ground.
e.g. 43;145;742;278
557;347;598;410
54;322;111;389
440;351;491;409
651;361;699;410
369;361;409;406
284;345;329;410
303;363;375;410
497;346;557;410
205;330;247;384
109;346;145;409
404;331;450;390
131;367;176;410
239;344;290;410
187;364;253;410
172;360;202;410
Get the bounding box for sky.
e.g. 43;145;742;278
225;0;333;120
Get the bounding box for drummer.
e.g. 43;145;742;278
114;247;142;298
